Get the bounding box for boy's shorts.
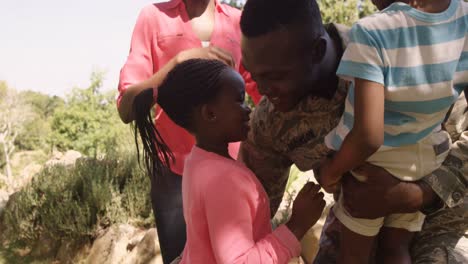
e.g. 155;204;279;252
335;129;451;236
362;129;451;182
334;193;426;236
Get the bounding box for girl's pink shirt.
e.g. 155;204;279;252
180;146;301;264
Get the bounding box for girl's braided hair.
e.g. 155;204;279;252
133;59;229;179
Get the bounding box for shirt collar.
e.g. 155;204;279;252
158;0;229;17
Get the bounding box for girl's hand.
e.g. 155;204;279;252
286;182;326;240
318;158;342;193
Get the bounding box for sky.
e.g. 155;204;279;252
0;0;162;97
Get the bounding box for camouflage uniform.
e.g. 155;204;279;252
240;24;349;216
240;82;347;216
240;23;468;263
410;93;467;264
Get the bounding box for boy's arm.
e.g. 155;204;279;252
318;22;386;192
320;78;384;192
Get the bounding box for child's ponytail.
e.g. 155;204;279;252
133;59;229;180
133;88;174;180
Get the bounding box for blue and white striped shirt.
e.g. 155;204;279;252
327;0;468;150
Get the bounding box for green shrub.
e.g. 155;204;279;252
319;0;376;25
0;147;152;257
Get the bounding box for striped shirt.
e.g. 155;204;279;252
327;0;468;149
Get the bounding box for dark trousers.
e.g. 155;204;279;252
150;167;186;264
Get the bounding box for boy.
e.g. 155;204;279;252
320;0;468;263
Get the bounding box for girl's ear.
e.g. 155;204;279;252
200;104;217;122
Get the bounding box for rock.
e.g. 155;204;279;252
50;150;64;161
30;233;61;259
125;228;162;264
9;163;43;190
55;240;88;264
86;224;135;264
0;172;5;186
45;150;82;167
127;231;146;252
86;224;163;264
14;247;32;257
0;190;9;215
20;163;42;179
0;151;45;207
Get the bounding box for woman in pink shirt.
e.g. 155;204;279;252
134;58;325;263
117;1;260;262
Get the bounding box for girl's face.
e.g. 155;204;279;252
210;69;252;143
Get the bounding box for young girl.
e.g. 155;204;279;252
133;59;326;263
320;0;467;263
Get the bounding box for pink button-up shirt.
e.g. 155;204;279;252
118;0;260;175
181;146;301;263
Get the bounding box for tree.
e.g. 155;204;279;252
15;91;64;151
20;90;64;120
220;0;377;22
0;82;33;182
51;72;130;158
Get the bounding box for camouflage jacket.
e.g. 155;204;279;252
240;23;467;216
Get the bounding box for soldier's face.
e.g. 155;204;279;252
241;26;320;112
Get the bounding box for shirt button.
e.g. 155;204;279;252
452;192;462;202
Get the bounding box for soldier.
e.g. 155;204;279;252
238;0;467;262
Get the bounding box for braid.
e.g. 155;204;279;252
133;59;229;181
133;88;174;181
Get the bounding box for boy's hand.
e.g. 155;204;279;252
318;158;342;193
286;182;326;240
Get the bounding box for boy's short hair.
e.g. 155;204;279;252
240;0;324;38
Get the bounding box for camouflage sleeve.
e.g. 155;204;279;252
411;194;468;264
412;133;467;264
240;137;292;218
422;93;467;210
239;100;294;217
422;131;468;209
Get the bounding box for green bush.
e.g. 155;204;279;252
50;72;130;158
319;0;376;25
0;147;152;256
